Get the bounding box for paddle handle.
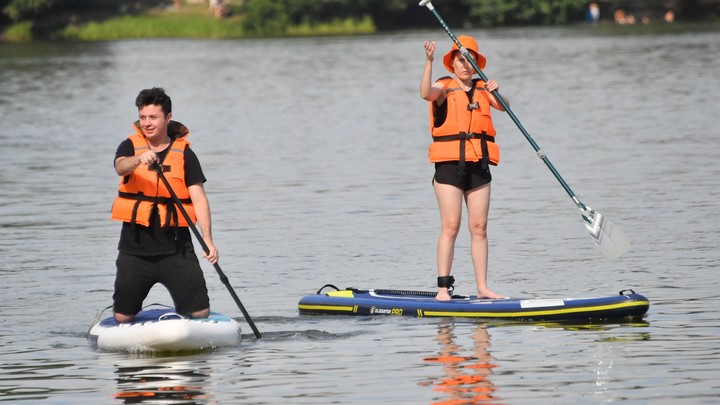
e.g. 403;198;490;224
151;163;262;339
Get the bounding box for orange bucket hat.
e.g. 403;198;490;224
443;35;487;73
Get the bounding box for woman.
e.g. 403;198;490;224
420;36;507;301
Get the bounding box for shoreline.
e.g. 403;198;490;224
1;3;376;43
2;3;719;43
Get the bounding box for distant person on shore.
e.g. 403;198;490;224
209;0;229;18
664;10;675;23
420;36;507;301
587;2;600;24
614;9;636;25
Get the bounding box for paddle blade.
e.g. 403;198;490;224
584;210;630;259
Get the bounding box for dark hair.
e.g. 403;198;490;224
135;87;172;115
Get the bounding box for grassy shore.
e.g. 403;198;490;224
3;2;718;43
2;3;376;42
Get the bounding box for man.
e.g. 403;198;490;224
110;87;219;323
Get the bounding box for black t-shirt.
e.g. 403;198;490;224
114;138;206;256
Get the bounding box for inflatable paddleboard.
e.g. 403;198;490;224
298;285;649;321
87;304;241;352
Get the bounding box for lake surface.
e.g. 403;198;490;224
1;23;719;404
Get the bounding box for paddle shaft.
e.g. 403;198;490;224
151;163;262;339
420;0;588;214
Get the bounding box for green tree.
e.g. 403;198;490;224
241;0;410;34
3;0;71;21
466;0;588;26
241;0;290;34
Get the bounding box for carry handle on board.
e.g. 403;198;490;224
419;0;630;259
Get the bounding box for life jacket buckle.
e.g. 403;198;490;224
467;102;479;111
149;164;170;173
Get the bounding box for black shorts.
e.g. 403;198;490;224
113;251;210;316
433;161;492;191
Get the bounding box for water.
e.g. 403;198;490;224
1;24;719;404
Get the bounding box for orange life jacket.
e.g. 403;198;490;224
110;123;196;228
428;77;500;168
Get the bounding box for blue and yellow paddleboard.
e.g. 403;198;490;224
298;285;649;321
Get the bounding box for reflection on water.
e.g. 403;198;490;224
419;321;652;405
422;324;502;405
113;356;215;404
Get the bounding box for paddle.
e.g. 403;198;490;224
151;163;262;338
419;0;630;259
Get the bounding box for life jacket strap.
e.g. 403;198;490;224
117;192;191;229
433;132;494;174
117;192;191;205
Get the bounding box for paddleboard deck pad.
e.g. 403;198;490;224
298;285;649;321
87;304;241;352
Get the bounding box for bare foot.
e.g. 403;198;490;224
477;287;505;299
436;288;452;301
